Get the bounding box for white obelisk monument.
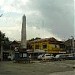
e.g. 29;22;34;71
21;15;27;49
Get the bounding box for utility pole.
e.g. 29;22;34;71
1;43;3;61
0;14;3;61
71;36;74;53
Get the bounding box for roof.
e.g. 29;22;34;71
29;37;61;44
11;40;20;45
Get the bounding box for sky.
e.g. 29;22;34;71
0;0;74;41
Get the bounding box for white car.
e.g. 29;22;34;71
42;54;54;60
37;54;44;60
8;55;11;60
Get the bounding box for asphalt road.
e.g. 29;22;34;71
0;60;75;75
49;70;75;75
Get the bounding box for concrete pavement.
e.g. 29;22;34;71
0;60;75;75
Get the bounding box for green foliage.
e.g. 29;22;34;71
0;31;10;50
29;37;41;41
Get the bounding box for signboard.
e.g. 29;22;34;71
23;53;27;57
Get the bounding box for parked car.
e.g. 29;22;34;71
37;54;44;60
66;54;75;60
41;54;54;60
8;55;11;61
54;54;67;61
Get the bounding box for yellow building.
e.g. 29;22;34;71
28;37;66;54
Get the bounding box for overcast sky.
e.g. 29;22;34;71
0;0;74;41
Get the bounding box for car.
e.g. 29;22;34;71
66;54;75;60
37;54;44;60
41;54;54;60
54;54;67;61
8;55;11;61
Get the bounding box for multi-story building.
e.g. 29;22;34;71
28;37;66;54
65;39;75;53
10;37;66;59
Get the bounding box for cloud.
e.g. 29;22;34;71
0;0;29;14
27;25;61;40
0;0;4;6
27;0;74;39
0;0;74;41
0;26;21;40
0;25;61;41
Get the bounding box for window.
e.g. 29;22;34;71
46;54;50;56
35;45;39;49
55;45;59;48
20;53;22;57
23;53;27;57
43;44;47;49
60;44;65;48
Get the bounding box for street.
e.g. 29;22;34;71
0;60;75;75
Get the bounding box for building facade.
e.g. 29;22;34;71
28;37;66;54
65;39;75;53
10;37;66;55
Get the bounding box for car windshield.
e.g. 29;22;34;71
45;54;50;56
55;55;60;58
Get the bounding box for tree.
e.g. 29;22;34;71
0;31;5;51
29;37;41;41
0;31;10;51
35;37;41;40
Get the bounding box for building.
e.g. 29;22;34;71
65;39;75;53
28;37;66;55
10;37;66;59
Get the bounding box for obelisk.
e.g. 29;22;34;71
21;14;27;49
